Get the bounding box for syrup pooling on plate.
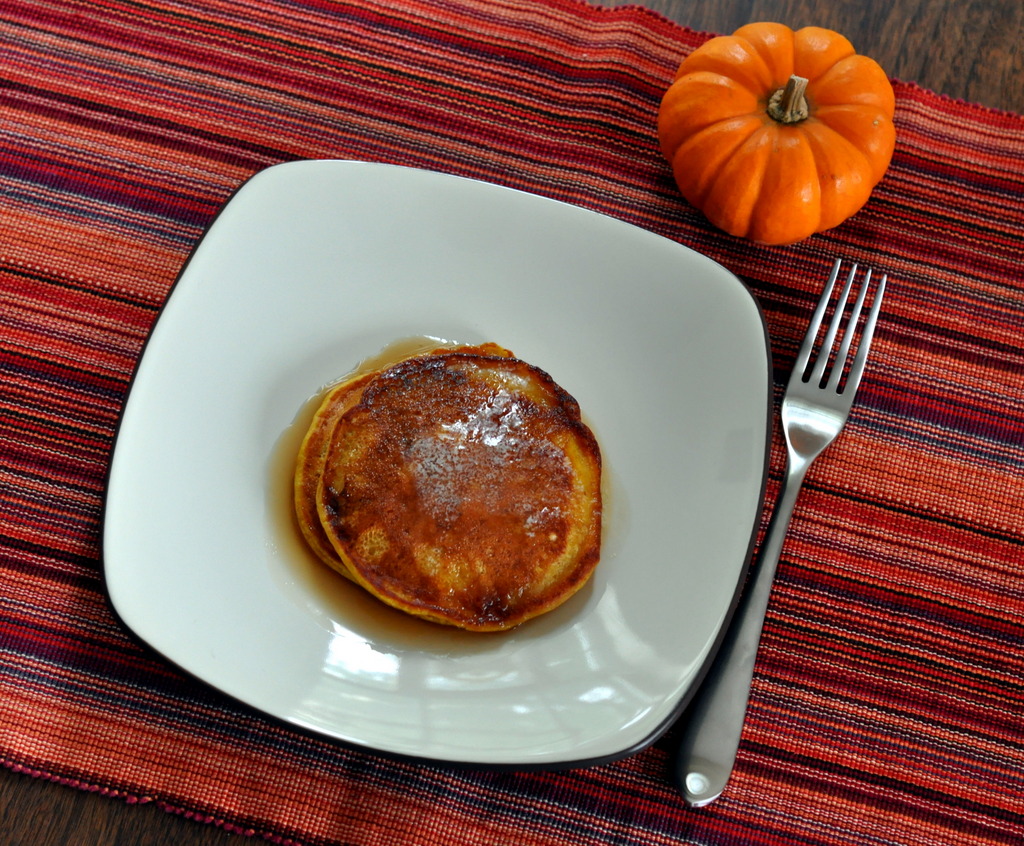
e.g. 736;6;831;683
294;342;603;632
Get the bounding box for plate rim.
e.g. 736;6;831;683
99;159;775;770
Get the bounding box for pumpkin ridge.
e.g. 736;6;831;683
792;26;856;81
671;116;763;208
811;105;896;183
702;124;778;238
808;55;896;110
732;22;795;85
658;69;761;154
676;34;776;93
800;120;874;230
747;127;822;243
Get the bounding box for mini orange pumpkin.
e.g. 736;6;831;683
658;22;896;245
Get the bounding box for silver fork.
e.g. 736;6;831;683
674;259;887;807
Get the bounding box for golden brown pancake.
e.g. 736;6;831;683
294;344;513;580
293;371;376;580
306;345;602;632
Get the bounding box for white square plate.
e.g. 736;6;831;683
103;161;771;767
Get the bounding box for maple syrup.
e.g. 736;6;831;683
265;338;513;650
264;336;619;646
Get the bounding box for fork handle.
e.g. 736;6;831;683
672;459;809;806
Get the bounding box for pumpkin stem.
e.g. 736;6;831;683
767;75;810;124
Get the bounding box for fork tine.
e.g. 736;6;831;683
809;260;858;387
793;258;843;380
826;266;873;391
841;271;887;395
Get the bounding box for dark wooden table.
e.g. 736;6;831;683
2;1;1021;844
604;0;1023;114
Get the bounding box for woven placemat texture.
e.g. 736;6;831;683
1;1;1023;844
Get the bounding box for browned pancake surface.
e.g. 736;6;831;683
315;350;601;631
294;343;514;580
293;372;375;579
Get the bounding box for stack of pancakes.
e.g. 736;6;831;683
293;343;602;631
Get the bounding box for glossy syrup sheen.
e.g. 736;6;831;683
267;337;618;641
316;350;602;631
265;337;478;644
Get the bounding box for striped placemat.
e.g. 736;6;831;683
2;1;1023;844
